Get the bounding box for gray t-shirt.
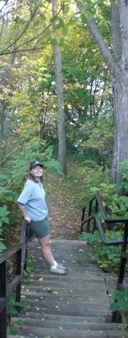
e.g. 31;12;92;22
17;179;48;221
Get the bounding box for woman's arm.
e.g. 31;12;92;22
18;204;31;223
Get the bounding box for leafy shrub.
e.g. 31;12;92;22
79;230;123;272
79;163;128;273
114;161;128;196
110;287;128;317
0;205;10;252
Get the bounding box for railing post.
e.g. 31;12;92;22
112;221;128;323
81;207;85;233
117;222;128;289
24;223;29;271
0;241;27;336
0;307;7;338
117;221;128;286
87;200;92;232
93;199;98;233
16;249;22;313
21;221;28;274
122;221;128;252
0;261;7;338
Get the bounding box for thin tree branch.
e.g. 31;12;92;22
0;46;46;55
1;5;39;54
0;146;18;166
86;17;116;74
0;6;62;56
0;0;9;13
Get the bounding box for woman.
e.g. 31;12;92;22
17;160;67;275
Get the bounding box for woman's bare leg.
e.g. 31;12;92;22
38;235;55;266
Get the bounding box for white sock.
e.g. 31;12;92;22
50;261;57;269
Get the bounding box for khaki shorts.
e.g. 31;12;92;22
29;216;50;238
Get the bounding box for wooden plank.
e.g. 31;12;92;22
9;325;127;338
11;317;124;331
8;239;127;338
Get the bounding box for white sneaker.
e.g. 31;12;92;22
50;264;67;275
57;263;68;271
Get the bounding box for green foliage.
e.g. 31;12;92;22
8;296;22;316
0;239;6;252
78;252;85;262
77;161;128;273
23;276;32;284
110;287;128;317
7;295;24;335
0;0;113;172
79;230;123;272
89;179;128;219
7;257;37;334
0;205;10;226
0;205;10;252
8;322;18;335
77;114;114;169
78;166;110;205
115;161;128;194
24;258;37;275
23;257;36;283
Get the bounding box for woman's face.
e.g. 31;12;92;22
30;165;43;180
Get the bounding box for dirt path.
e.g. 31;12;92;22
47;199;81;240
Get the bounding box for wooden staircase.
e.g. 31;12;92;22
8;239;127;338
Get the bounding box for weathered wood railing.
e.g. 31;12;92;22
81;193;128;322
0;220;28;338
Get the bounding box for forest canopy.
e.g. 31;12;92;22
0;0;128;251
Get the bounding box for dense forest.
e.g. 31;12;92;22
0;0;128;255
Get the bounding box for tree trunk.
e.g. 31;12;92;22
52;0;67;175
110;0;128;183
82;0;128;183
0;101;6;167
111;70;128;183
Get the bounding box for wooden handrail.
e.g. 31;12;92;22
81;193;128;323
81;193;128;245
0;242;23;263
0;219;28;338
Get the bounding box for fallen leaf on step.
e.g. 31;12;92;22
38;277;43;281
53;291;59;295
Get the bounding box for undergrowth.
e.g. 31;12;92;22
7;258;36;335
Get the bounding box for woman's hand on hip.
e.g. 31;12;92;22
25;216;32;223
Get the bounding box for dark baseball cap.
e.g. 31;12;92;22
30;160;44;170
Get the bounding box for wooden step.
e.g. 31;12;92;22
7;240;127;338
8;325;127;338
11;315;125;330
14;312;108;322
